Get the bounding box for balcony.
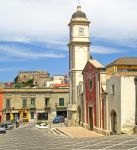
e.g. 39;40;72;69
22;105;29;110
5;106;11;110
5;106;11;113
30;104;36;109
44;104;51;110
55;103;67;110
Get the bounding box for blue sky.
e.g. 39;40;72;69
0;0;137;82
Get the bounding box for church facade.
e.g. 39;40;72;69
81;60;107;134
68;5;137;135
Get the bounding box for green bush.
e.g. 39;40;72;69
36;121;42;125
44;121;48;125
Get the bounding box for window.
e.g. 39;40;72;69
6;99;10;107
128;69;137;72
22;99;27;108
89;79;93;91
31;98;35;106
45;98;50;106
111;84;115;94
59;98;64;106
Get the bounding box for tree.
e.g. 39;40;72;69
24;79;34;87
14;76;19;83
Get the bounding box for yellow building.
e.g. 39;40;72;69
2;87;69;122
106;57;137;76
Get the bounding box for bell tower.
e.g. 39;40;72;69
68;5;91;125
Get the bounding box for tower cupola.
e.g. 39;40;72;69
72;5;87;19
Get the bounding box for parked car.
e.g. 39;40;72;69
1;122;14;130
53;116;65;124
0;126;6;133
38;123;48;129
6;122;14;130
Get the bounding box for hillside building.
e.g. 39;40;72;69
17;71;51;87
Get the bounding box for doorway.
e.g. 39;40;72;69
6;113;10;121
89;107;93;130
78;106;81;125
57;111;67;118
110;110;117;134
13;113;20;121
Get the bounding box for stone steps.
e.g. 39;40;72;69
49;128;70;137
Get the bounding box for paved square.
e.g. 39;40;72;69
0;124;137;150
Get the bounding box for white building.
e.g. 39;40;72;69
106;73;137;134
46;75;68;87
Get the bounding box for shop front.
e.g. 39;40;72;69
37;110;48;121
20;109;29;122
56;108;67;118
11;110;20;121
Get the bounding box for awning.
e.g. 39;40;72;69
36;110;45;113
12;110;19;113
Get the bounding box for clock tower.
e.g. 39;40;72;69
68;5;91;125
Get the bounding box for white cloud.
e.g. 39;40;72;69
91;46;122;54
0;67;22;72
0;45;65;59
0;0;137;46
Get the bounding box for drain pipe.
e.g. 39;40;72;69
134;76;137;133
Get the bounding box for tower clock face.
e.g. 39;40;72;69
78;27;84;36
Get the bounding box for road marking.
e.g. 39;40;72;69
73;136;131;150
101;137;137;150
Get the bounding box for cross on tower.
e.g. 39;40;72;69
78;0;81;5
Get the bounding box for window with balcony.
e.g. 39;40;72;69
45;98;50;106
6;99;10;108
59;98;64;106
22;99;27;108
31;98;35;106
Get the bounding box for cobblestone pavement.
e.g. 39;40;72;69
0;124;137;150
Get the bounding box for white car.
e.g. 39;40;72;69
36;123;48;129
0;126;6;133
